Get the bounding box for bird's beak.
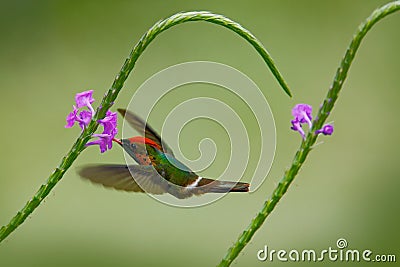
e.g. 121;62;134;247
112;138;123;146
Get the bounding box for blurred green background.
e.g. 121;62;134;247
0;0;399;266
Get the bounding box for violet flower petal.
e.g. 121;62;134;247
98;110;118;140
65;106;78;128
292;104;313;128
290;119;306;139
75;90;94;108
86;134;111;153
77;110;93;130
75;90;95;114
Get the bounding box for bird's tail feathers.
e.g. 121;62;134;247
196;177;250;193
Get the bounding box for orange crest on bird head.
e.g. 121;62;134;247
128;136;162;150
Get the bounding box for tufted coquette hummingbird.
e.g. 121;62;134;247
79;109;249;199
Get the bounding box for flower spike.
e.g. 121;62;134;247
65;90;118;153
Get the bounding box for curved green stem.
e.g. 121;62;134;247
0;11;290;243
217;2;400;266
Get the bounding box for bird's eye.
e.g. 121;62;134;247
130;143;137;150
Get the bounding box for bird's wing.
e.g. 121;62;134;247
117;109;175;156
163;153;194;174
78;164;168;195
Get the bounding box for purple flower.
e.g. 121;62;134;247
77;110;93;130
65;90;118;153
316;124;334;135
292;104;312;128
86;110;118;153
99;111;117;134
86;134;111;153
290;103;334;139
65;90;96;129
65;107;94;130
65;106;94;130
75;90;95;114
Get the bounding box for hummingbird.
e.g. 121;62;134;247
79;109;250;199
